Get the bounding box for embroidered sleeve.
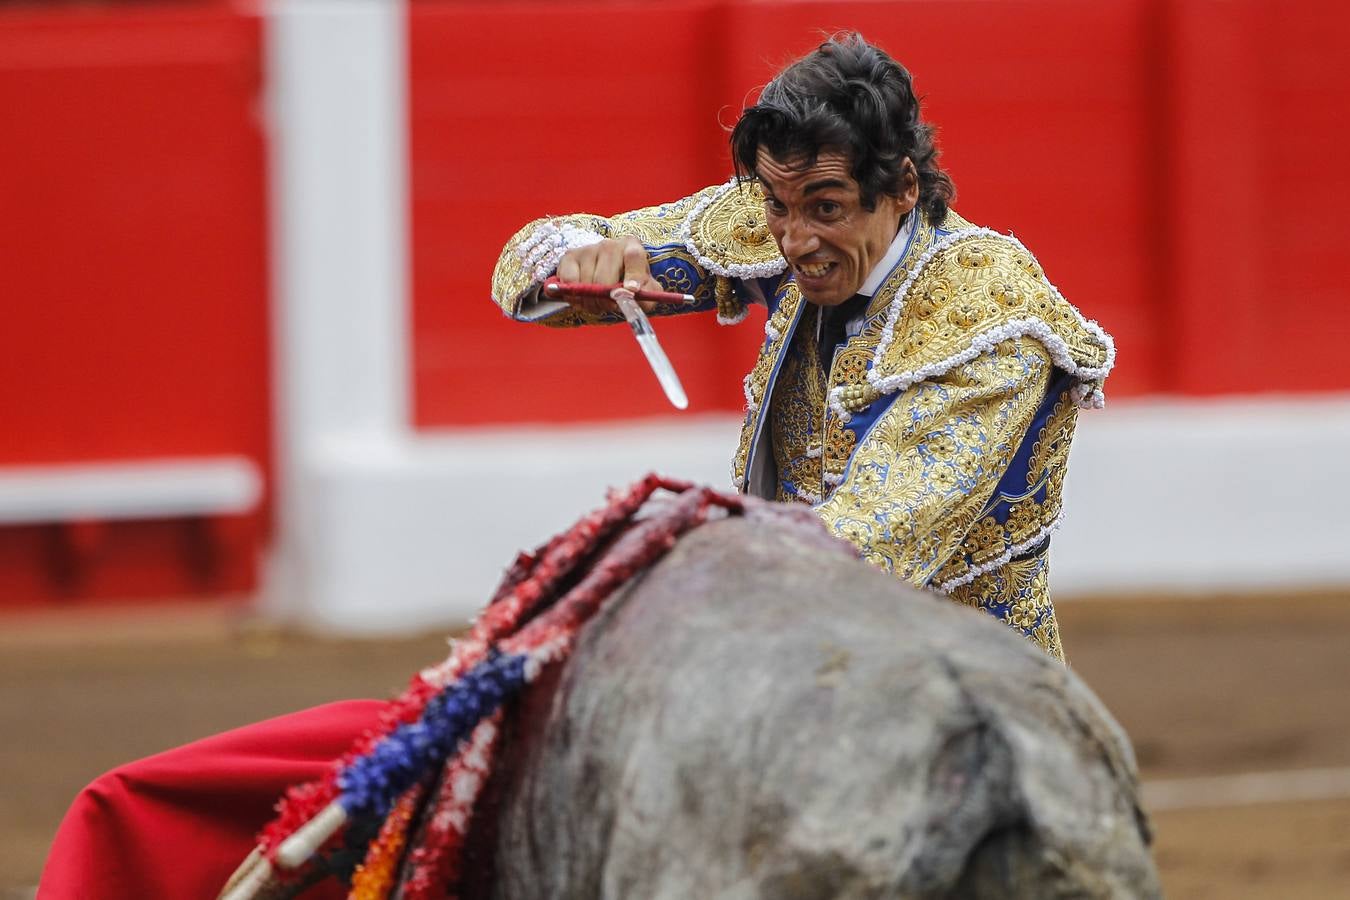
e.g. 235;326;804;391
815;336;1053;589
489;186;733;328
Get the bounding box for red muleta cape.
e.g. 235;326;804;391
38;700;381;899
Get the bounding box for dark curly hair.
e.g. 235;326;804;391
730;33;955;224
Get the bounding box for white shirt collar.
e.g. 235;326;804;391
857;212;916;298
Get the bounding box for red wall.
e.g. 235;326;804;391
1165;0;1350;394
408;0;761;426
409;0;1350;425
0;6;269;605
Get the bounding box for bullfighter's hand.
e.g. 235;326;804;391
555;236;662;315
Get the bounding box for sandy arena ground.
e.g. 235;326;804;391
2;592;1348;897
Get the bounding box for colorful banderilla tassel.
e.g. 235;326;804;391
221;475;754;900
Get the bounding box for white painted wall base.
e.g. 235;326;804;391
0;457;262;524
1054;394;1350;596
270;418;740;633
265;396;1350;634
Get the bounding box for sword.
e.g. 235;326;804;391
544;279;690;410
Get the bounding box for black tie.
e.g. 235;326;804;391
818;293;870;374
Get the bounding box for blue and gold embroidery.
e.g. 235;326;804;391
949;554;1062;659
817;338;1052;587
769;306;828;503
732;277;804;488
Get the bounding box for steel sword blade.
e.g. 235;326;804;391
613;292;688;410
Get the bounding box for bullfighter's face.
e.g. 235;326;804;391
757;147;916;307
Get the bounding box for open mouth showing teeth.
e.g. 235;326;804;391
797;261;835;278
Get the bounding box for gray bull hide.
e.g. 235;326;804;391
464;514;1159;899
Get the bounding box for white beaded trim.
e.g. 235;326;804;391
678;178;788;279
742;372;759;414
790;486;823;505
827;228;1116;422
515;220;605;283
932;513;1063;594
717;306;750;326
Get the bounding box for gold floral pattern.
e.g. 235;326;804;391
948;556;1062;661
823;426;858;473
769;308;831;502
731;280;803;487
684;180;786;276
817;338;1052;586
927;381;1079;592
938;207;976;232
875;233;1112;385
1028;393;1077;495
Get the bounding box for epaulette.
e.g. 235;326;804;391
829;228;1115;419
680;178;788;280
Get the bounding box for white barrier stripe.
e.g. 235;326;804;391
0;457;263;523
1142;766;1350;812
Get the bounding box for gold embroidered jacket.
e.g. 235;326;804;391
491;179;1115;660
